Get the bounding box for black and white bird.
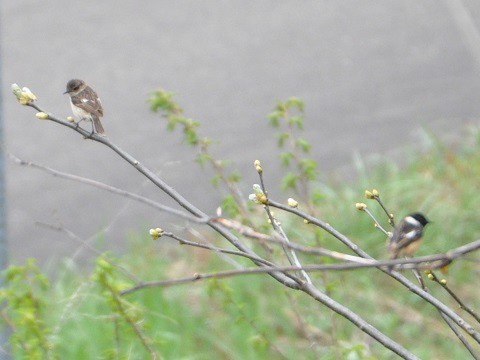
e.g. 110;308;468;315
388;212;430;259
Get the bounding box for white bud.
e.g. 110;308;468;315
35;112;49;120
252;184;264;195
22;87;37;101
287;198;298;208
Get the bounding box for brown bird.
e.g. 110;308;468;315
64;79;105;135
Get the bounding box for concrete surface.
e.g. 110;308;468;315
2;1;480;265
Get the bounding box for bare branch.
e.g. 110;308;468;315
428;271;480;324
213;217;375;263
413;267;479;359
25;102;300;290
19;101;460;358
9;152;206;224
36;221;142;284
121;240;480;296
256;166;312;284
362;207;390;237
267;198;480;344
163;231;279;269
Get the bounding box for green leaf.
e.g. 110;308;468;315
285;97;304;112
267;111;281;127
299;159;318;180
166;117;177;131
275;132;289;148
227;170;241;183
184;129;198;146
211;174;222;188
275;101;286;113
296;138;311;153
279;152;293;167
196;153;212;167
148;89;182;114
221;195;240;218
311;187;325;206
281;172;298;190
289;116;304;130
200;137;212;147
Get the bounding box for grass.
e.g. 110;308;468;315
4;127;480;359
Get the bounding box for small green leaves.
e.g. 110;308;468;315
275;132;289;147
0;260;52;358
266;96;321;207
149;89;244;210
267;110;281;127
227;170;241;183
289;116;303;129
299;159;317;180
311;187;325;206
221;195;240;218
148;89;200;145
148;89;182;114
197;153;213;168
296;138;311;153
280;152;293;167
267;97;304;128
281;172;298;190
284;97;304;112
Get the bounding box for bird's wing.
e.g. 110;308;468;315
72;89;103;117
390;221;422;251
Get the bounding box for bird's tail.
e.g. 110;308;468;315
93;116;105;135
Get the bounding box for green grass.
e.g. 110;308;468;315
4;128;480;359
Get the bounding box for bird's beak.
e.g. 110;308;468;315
63;90;69;95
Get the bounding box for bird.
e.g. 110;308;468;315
388;212;430;259
64;79;105;135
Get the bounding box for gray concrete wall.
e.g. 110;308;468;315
2;1;480;264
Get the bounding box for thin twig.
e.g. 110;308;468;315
106;283;160;359
363;208;390;236
36;222;141;284
414;269;479;359
429;271;480;324
9;152;206;224
164;232;274;268
26;102;300;290
257;170;312;284
267;198;480;345
16;102;427;358
120;242;480;295
213;217;375;263
374;194;395;227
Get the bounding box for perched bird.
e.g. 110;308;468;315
388;212;430;259
64;79;105;135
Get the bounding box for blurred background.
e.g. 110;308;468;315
2;0;480;265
